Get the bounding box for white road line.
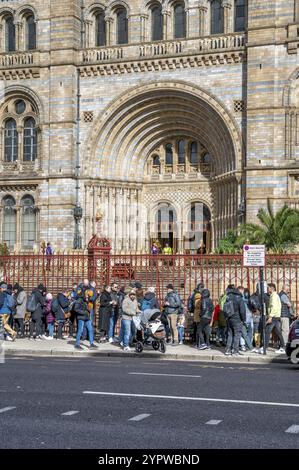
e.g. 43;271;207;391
0;407;16;414
95;361;121;364
83;391;299;408
129;372;202;378
285;425;299;434
129;414;151;422
61;411;80;416
206;420;222;425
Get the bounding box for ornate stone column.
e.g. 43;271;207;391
105;15;114;46
162;9;171;40
84;20;92;48
140;14;148;42
198;2;208;37
222;0;233;34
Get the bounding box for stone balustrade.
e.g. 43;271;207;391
80;33;245;65
0;51;37;68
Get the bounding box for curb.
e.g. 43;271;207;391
3;347;288;364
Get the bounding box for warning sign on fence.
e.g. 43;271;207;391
243;245;265;267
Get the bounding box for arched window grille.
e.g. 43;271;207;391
95;10;106;46
211;0;224;34
165;143;173;165
3;196;16;249
26;14;36;50
5;16;15;52
151;5;163;41
116;8;128;44
178;139;186;164
234;0;246;32
190;141;198;165
4;118;18;162
23;117;37;162
174;3;186;39
21;195;36;249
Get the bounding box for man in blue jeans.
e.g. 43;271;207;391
120;290;140;352
73;289;97;350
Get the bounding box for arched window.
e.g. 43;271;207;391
151;5;163;41
26;14;36;50
23;117;37;162
21;195;36;249
5;16;15;52
116;8;128;44
178;139;186;164
153;154;160;166
174;3;186;39
95;10;106;46
234;0;246;32
190;141;198;165
211;0;224;34
3;196;16;249
4;119;18;162
165;143;173;165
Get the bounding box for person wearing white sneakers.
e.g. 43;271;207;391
120;290;140;352
259;283;285;355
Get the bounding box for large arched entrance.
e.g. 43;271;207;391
83;81;243;252
184;203;212;254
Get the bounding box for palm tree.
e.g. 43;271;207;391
237;200;299;253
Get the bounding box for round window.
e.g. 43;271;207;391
15;100;26;115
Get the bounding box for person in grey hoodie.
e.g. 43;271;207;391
120;290;140;352
13;283;27;338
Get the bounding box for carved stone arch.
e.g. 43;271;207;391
84;2;108;22
149;198;180;225
15;4;39;22
0;85;44;123
84;80;243;180
107;0;131;15
0;8;15;19
283;68;299;108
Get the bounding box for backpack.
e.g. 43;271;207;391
201;298;214;319
219;294;227;311
6;294;17;313
174;293;184;314
188;293;195;313
223;296;236;319
26;293;39;313
51;298;60;314
141;298;152;311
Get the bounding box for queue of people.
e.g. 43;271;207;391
0;278;296;355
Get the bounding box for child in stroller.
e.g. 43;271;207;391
133;308;166;353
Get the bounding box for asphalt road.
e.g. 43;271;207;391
0;356;299;449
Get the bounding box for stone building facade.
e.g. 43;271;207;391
0;0;298;253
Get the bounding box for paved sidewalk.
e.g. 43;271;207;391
1;338;288;363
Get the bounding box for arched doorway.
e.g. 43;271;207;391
151;203;178;253
184;203;212;254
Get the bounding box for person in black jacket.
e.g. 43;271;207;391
74;289;97;350
55;290;70;339
197;288;214;350
29;284;46;341
99;285;113;342
224;285;246;356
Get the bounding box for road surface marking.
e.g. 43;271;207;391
52;360;80;363
129;414;151;422
0;407;16;414
206;420;222;425
95;361;121;364
61;411;80;416
129;372;202;378
83;392;299;408
285;425;299;434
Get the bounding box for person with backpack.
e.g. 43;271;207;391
188;283;204;345
223;284;246;356
163;284;183;346
13;283;27;338
0;282;17;341
141;287;160;312
197;288;214;350
74;288;97;350
52;290;70;339
28;284;46;341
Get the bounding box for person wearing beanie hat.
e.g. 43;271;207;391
13;283;27;338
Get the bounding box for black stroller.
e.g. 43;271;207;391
133;308;166;353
